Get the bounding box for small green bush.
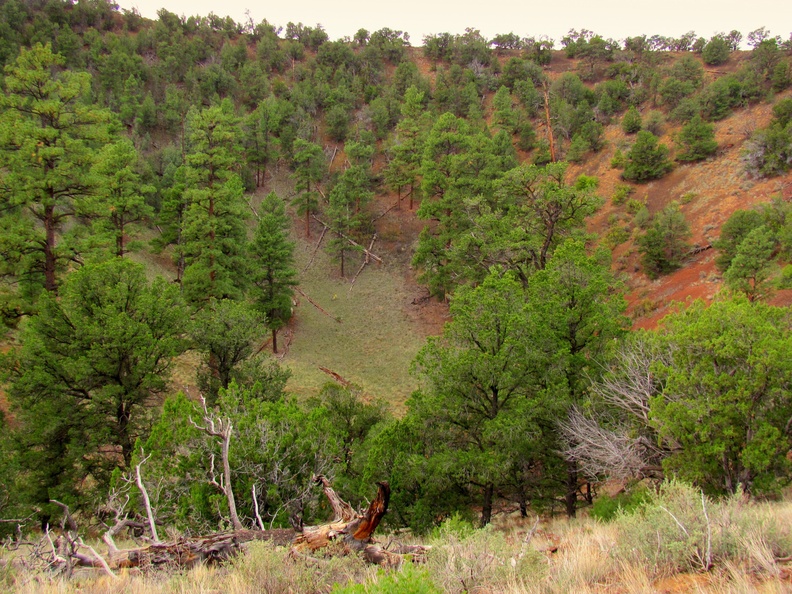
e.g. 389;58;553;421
611;184;634;206
603;225;630;249
622;105;642;134
590;486;650;522
610;148;626;169
625;198;645;214
332;565;442;594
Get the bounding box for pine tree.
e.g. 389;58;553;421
0;43;110;295
250;192;298;353
675;115;718;161
291;139;326;238
327;141;374;276
84;138;154;258
7;259;188;510
181;101;249;304
623;130;673;182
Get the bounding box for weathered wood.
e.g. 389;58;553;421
295;287;342;323
311;215;384;264
316;475;356;521
288;479;429;566
349;235;377;291
318;367;352;388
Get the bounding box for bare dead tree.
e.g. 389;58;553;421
190;397;244;531
560;334;673;481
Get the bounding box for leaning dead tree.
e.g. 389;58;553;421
290;476;430;566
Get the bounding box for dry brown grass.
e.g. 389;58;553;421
5;495;792;594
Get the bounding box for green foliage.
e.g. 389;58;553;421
0;43;110;295
250;192;298;353
7;259;188;510
652;299;792;494
610;148;626;169
722;225;776;301
181;101;249;303
623;131;673;182
714;209;766;272
621;105;642;134
611;184;634;206
84;138;154;258
743;101;792;177
637;202;691;278
675;115;718;162
332;565;441;594
702;35;730;65
408;271;543;525
190;298;275;404
144;382;342;531
590;486;650;522
291;139;326;237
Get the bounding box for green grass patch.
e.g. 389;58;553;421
283;224;430;411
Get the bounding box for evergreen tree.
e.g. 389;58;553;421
291;139;326;238
0;43;110;295
181;101;249;304
327;141;374;276
623;130;673;182
723;225;776;301
652;299;792;494
7;259;188;511
638;202;692;277
621;105;642;134
409;271;543;526
527;240;627;516
250;192;298;353
675;115;718;161
383;86;428;210
84;138;154;258
190;298;267;404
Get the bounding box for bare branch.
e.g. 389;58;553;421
135;450;161;544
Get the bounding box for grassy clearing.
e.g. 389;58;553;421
283;229;431;410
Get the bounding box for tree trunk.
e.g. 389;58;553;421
44;204;57;293
221;430;243;531
480;482;494;527
272;327;278;354
565;461;578;518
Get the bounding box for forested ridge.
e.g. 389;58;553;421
2;0;792;577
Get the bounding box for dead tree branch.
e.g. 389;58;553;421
295;287;341;323
190;398;244;531
311;215;383;264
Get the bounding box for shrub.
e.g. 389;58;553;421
611;184;634;206
590;486;650;522
623;131;673;182
332;565;442;593
625;197;645;214
742;122;792;177
645;110;664;136
675;115;718;162
615;480;792;577
603;225;631;249
610;148;626;169
621;105;642;134
637;202;691;278
702;35;730;65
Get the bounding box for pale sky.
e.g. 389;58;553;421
115;0;788;46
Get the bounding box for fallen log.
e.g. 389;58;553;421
290;476;430;566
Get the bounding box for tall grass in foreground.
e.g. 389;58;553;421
4;482;792;593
